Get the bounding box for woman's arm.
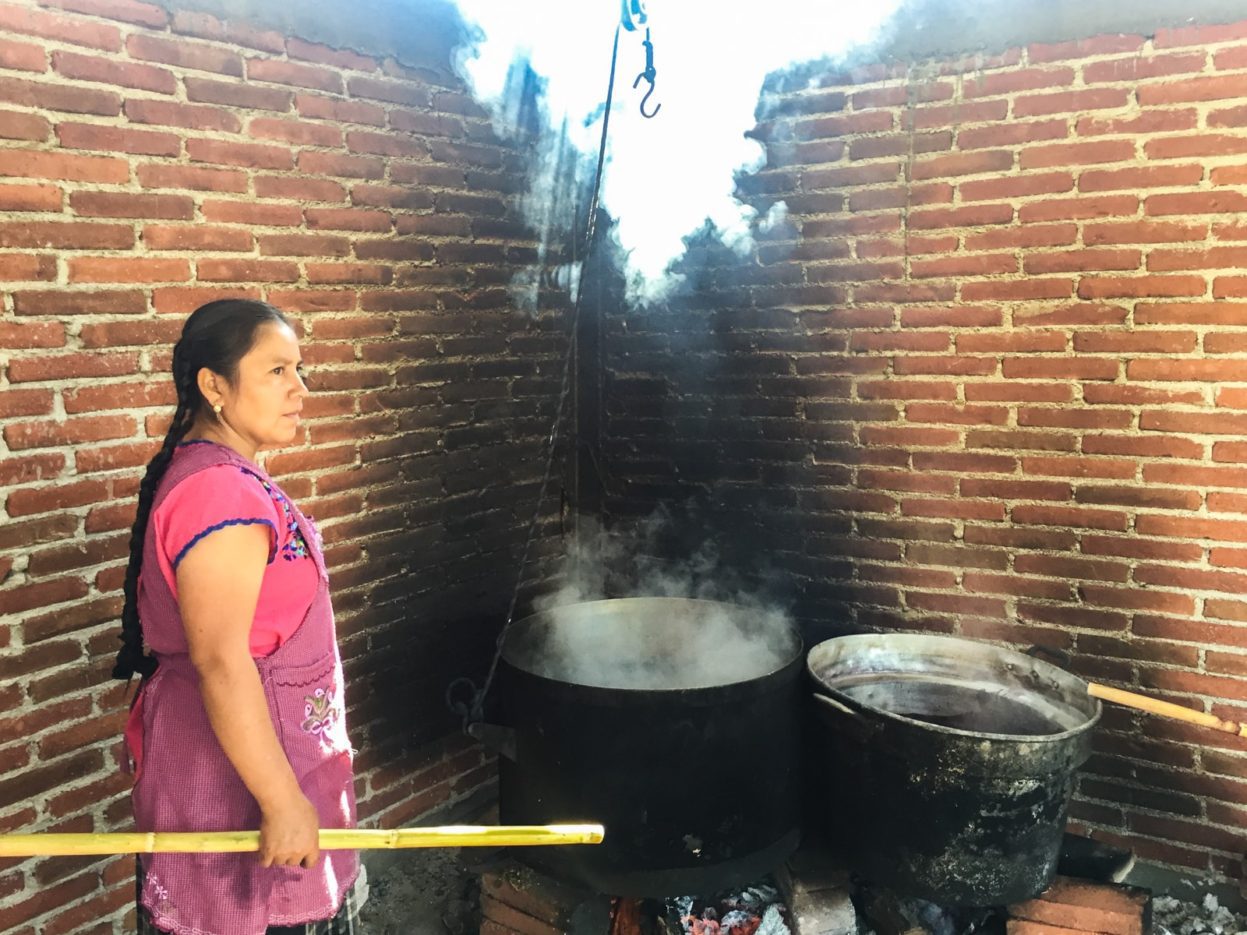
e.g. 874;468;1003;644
176;523;320;869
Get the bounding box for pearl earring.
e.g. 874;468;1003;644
213;403;222;415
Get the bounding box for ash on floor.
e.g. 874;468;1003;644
1154;894;1247;935
357;847;482;934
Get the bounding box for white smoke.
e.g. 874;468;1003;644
510;513;800;690
450;0;904;305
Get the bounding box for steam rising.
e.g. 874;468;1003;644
450;0;903;304
504;516;800;691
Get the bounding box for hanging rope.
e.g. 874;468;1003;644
446;21;626;734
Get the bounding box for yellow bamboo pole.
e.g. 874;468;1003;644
1088;682;1247;737
0;824;605;858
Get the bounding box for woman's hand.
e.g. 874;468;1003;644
258;792;321;869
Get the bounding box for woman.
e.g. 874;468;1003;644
113;299;360;935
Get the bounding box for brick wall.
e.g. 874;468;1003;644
602;21;1247;884
0;0;567;929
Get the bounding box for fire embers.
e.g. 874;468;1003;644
671;883;791;935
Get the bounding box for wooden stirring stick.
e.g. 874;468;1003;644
0;824;605;858
1088;682;1247;737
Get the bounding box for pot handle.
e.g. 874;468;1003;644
467;722;518;762
811;692;880;742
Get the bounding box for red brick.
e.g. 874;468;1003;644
1140;75;1247;106
183;75;291;113
0;149;126;183
966;224;1077;251
0;73;121;115
1129;359;1247;382
51;49;174;93
0;389;55;417
306;263;393;285
143;224;252;252
200;200;302;226
254;175;346;203
170;9;284;53
136;164;247;192
1002;358;1118;380
70;191;192;220
1082;165;1205;194
346;129;426;159
0;2;121;50
1021;140;1134;169
910;253;1017;278
852;133;949;164
125;33;241;75
962;278;1073;301
55;122;179;158
296;151;385;179
68;256;188;283
1074;330;1196;353
63;381;172;413
295;93;385;126
151;285;261;314
1013;505;1128;531
958;119;1068;149
3;413;135;449
6;478;109;517
41;0;166;26
0;107;50;140
247;57;342;93
0;35;45;71
7;352;139;383
1146;134;1247;159
13;289;145;315
1025;249;1140;274
1078;275;1205;299
77;321;180;354
1077;109;1199;135
1137;514;1247;542
964;66;1075;98
196;259;300;282
1009;877;1149;935
1213;276;1247;298
124;98;240;132
959;172;1072;202
1021;194;1138;223
255;233;349;257
1023;456;1135;479
187;138;292;170
1084;220;1206;246
0;255;56;282
305;207;391;232
248;116;341;147
1016;88;1131;118
911;149;1013;180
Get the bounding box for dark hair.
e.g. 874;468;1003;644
112;299;292;681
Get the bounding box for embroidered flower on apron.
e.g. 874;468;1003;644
302;686;340;737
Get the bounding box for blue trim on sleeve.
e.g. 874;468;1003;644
172;518;278;571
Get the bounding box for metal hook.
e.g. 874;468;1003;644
631;27;661;118
637;80;661;118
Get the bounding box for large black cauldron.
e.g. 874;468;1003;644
476;597;803;897
807;633;1101;906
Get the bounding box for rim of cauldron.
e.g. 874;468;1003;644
500;596;805;696
807;632;1102;744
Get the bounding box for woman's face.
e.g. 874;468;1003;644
210;322;308;452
